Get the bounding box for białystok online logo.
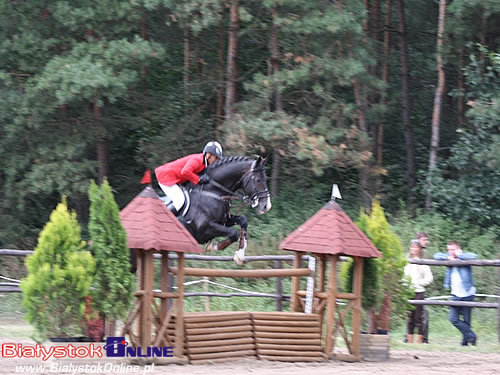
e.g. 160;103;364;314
1;337;173;360
104;337;173;358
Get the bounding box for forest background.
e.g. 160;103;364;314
0;0;499;295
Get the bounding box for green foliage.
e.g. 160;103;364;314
429;47;500;226
390;207;499;299
341;201;412;331
225;0;376;176
88;179;134;320
341;256;380;311
20;198;95;340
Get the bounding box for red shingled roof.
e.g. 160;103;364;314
120;186;202;253
279;201;381;258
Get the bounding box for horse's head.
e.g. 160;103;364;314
242;156;272;214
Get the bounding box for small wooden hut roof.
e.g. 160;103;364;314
279;200;381;258
120;186;202;253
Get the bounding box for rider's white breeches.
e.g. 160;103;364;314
159;183;185;211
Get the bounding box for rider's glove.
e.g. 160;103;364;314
199;174;211;184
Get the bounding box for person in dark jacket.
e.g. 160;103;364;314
433;240;478;346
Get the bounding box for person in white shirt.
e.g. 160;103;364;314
404;239;433;344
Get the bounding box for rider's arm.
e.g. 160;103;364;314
181;158;202;185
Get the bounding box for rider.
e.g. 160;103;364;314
155;141;223;214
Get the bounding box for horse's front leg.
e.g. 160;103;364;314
226;215;248;266
205;222;239;253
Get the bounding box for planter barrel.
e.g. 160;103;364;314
359;333;390;361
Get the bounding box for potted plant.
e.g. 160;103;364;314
88;179;134;337
21;198;95;342
341;200;412;361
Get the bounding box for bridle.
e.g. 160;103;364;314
199;162;270;208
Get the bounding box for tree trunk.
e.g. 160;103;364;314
141;11;148;116
425;0;447;210
184;25;191;101
353;79;371;210
457;46;465;129
397;0;416;206
479;7;487;73
270;3;282;197
225;0;239;122
375;0;392;194
94;100;107;185
216;15;225;139
194;35;202;80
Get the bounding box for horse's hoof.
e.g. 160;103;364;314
205;241;218;253
233;252;244;266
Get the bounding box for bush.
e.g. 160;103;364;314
342;201;413;333
88;179;134;322
20;198;95;340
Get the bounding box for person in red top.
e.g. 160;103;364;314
155;141;223;213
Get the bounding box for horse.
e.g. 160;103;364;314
179;155;272;265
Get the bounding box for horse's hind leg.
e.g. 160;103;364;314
226;215;248;266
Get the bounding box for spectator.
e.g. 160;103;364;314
433;240;478;346
404;239;433;344
416;231;430;343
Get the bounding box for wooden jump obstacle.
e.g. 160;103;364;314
119;184;381;363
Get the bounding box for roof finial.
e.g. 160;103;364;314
330;184;342;202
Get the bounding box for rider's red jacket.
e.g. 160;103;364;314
155;153;206;186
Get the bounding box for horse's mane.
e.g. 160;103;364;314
207;156;252;170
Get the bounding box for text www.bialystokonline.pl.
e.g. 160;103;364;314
15;362;155;374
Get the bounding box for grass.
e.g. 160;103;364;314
2;290;499;354
391;306;500;353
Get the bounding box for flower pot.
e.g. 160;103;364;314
359;333;390;361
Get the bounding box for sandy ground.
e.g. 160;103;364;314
1;337;499;375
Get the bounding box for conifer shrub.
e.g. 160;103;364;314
88;180;133;325
21;198;95;340
341;200;412;333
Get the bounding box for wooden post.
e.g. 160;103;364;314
318;254;326;331
160;251;169;320
167;264;174;310
325;254;338;358
175;252;185;358
290;252;303;312
136;250;144;343
140;251;154;349
274;259;283;311
351;256;364;359
203;277;210;312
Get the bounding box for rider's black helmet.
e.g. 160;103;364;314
203;141;223;159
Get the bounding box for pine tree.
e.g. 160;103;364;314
88;179;134;328
20;198;95;340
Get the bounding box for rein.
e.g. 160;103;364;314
200;165;270;209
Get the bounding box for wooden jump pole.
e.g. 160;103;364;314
175;252;185;358
351;256;364;359
324;254;338;358
168;266;311;278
